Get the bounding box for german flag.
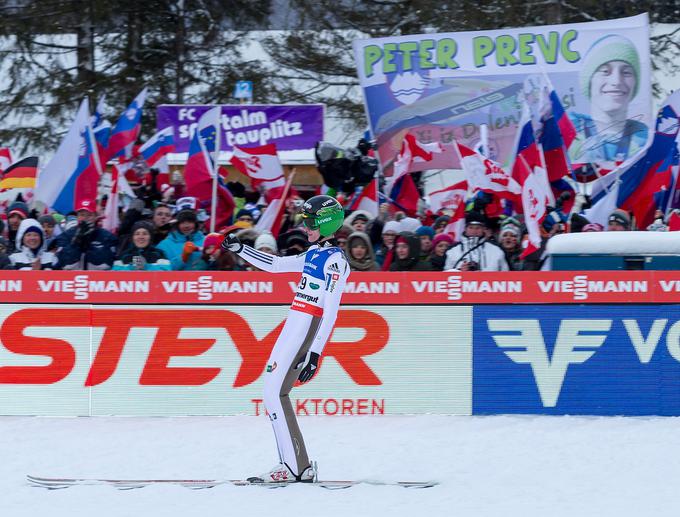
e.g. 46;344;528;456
0;156;38;189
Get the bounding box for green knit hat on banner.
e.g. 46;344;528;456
579;34;640;100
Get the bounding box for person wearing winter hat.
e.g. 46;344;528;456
433;215;450;234
5;200;29;254
345;210;371;233
375;219;400;268
54;200;118;270
254;232;278;255
157;208;206;270
399;216;421;233
389;231;433;271
113;220;171;271
607;208;631;231
9;218;59;270
570;34;647;165
235;208;255;227
415;225;435;261
498;222;523;271
444;211;509;271
347;231;379;272
429;233;454;271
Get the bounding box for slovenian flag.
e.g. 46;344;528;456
0;157;39;189
511;104;553;257
139;127;175;173
184;107;234;230
589;90;680;229
106;88;147;161
35;99;101;214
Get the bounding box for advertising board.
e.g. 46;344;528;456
0;305;471;416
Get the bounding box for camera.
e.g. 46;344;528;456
315;139;378;194
466;261;480;271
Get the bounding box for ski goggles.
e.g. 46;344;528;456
301;215;320;230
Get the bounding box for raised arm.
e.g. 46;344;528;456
222;233;305;273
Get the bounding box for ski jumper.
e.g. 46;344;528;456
237;241;350;476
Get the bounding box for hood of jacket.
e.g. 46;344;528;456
347;231;376;271
15;218;45;254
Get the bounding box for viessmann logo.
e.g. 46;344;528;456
487;317;680;407
36;275;274;301
0;308;388;387
536;275;648;301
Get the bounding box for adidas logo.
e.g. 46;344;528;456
328;263;340;273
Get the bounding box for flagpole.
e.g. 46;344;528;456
210;107;221;233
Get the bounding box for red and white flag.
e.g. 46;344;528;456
230;143;285;197
428;179;468;241
348;178;379;218
255;171;295;238
518;158;552;258
454;141;521;201
103;164;120;233
390;134;442;189
0;148;12;173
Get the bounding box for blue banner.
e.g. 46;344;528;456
473;305;680;415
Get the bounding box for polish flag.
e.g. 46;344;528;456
390;134;442;189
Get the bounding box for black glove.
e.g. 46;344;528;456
226;181;246;198
296;352;320;383
73;221;95;248
220;233;243;253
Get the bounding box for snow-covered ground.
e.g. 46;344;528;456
4;414;680;516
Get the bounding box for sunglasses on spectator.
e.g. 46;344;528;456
238;216;254;222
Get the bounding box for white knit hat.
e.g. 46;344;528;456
399;217;421;233
382;220;401;235
254;232;277;252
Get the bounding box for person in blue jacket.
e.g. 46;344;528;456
156;208;206;270
113;220;171;271
55;200;117;270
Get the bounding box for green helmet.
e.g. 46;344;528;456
300;195;345;237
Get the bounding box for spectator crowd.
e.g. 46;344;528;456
0;171;673;273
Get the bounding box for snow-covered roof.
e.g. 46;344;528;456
167;149;315;166
546;231;680;255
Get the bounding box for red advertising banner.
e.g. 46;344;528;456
0;270;678;304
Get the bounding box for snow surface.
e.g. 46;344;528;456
4;414;680;516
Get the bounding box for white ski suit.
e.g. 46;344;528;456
237;241;350;475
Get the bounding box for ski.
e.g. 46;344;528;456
27;474;437;490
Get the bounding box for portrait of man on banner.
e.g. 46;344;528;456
569;34;649;169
